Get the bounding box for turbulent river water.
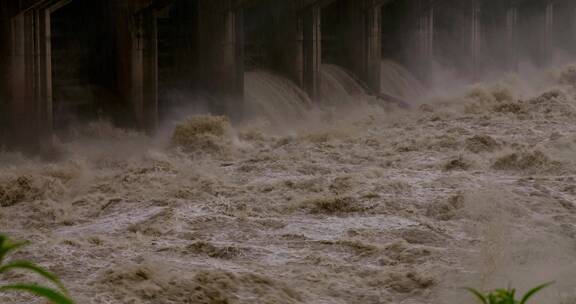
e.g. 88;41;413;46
3;63;576;304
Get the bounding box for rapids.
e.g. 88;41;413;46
2;64;576;303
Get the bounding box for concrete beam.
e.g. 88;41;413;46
198;0;245;118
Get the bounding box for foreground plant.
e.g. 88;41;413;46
0;234;74;304
465;283;552;304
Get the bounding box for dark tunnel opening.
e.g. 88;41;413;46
321;1;341;66
243;0;300;76
244;1;279;72
157;0;202;120
51;0;118;136
381;0;411;67
320;0;364;103
241;1;315;124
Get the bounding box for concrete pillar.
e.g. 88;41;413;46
571;2;576;52
114;0;158;133
553;0;576;55
544;0;554;61
505;4;519;71
340;0;382;94
3;3;54;153
0;3;8;146
413;0;434;83
520;0;554;65
395;0;435;84
141;8;158;132
198;0;244;118
300;4;321;101
470;1;481;79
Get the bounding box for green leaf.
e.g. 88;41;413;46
0;284;74;304
0;239;29;264
487;293;496;304
464;287;488;304
519;282;553;304
2;240;29;253
0;261;67;292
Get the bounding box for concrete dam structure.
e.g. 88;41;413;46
1;0;575;153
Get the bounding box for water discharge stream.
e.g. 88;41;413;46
2;63;576;303
321;64;370;106
380;60;427;100
245;70;313;127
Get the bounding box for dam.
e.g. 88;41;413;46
1;0;575;153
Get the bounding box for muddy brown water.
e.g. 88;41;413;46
2;64;576;303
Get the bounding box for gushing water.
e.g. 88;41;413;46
320;64;370;106
244;70;312;127
380;60;427;100
244;64;379;129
